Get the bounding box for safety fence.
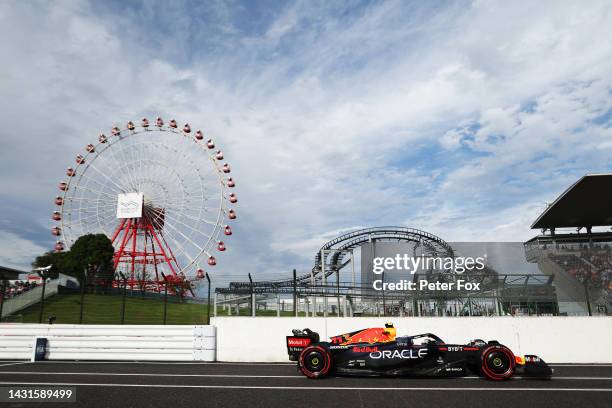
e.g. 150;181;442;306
1;289;211;325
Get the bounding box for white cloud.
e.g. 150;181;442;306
0;0;611;281
0;231;47;270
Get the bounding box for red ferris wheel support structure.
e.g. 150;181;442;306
110;214;182;293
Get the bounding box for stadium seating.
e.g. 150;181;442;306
548;244;611;290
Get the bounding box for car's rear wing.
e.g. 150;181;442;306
286;329;320;361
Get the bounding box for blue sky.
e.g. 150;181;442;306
0;0;611;284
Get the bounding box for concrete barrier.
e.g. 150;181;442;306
0;324;215;361
211;316;612;363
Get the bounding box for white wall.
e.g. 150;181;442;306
0;324;215;361
211;316;612;363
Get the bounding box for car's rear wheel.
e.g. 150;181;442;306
480;345;515;380
299;346;332;379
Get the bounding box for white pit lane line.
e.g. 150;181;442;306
0;372;302;378
0;372;611;381
0;362;29;368
32;361;296;366
0;382;611;392
550;364;612;367
27;362;612;366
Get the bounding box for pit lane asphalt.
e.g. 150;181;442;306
0;361;610;408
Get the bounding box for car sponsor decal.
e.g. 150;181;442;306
369;348;428;359
442;346;480;352
351;346;379;353
287;337;311;347
347;360;367;367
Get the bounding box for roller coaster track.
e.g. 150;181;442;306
223;226;455;291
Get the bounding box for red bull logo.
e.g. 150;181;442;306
352;346;379;353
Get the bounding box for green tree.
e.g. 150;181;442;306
32;234;114;285
32;251;74;279
69;234;115;284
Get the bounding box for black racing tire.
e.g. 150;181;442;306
480;345;515;381
299;345;332;379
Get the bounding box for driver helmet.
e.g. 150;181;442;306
383;322;396;339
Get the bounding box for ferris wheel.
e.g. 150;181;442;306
51;117;237;292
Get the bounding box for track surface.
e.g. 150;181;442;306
0;361;610;408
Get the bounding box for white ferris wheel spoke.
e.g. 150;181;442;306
99;137;140;192
150;207;215;242
71;170;122;199
68;174;122;197
165;208;222;228
148;207;208;256
109;135;147;191
79;157;131;194
148;206;215;244
147;214;190;261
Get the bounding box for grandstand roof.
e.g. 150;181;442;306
531;173;612;229
0;265;25;280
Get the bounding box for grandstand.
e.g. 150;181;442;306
524;174;612;315
0;266;65;321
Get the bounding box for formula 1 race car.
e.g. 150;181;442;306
286;323;553;380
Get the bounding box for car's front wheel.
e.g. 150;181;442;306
299;345;332;379
480;345;515;380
